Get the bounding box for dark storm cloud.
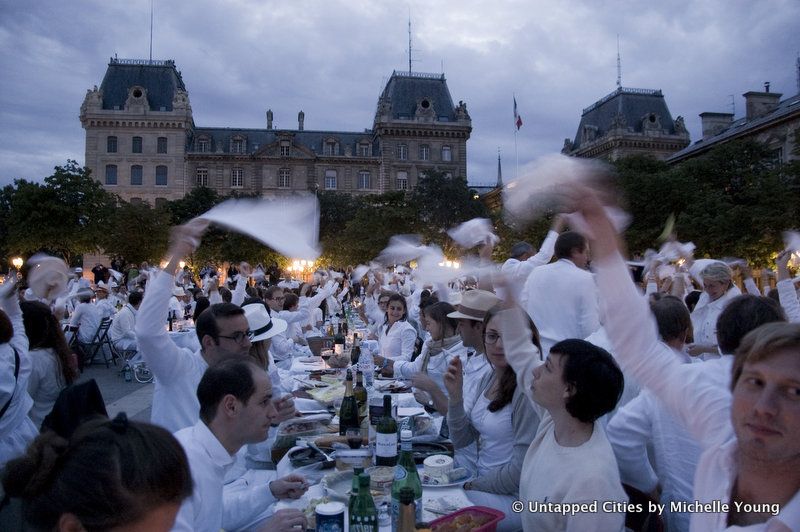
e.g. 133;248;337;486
1;0;798;185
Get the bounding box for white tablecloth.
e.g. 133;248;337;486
168;329;201;351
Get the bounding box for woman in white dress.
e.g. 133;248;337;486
22;301;78;427
444;307;541;532
377;293;417;362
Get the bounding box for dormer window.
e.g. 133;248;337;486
323;139;339;156
280;141;291;157
358;143;370;157
231;137;246;154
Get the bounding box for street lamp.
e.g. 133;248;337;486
178;261;186;269
11;257;23;269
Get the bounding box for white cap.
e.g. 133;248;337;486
401;429;413;440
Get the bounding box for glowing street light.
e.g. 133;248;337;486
11;257;23;269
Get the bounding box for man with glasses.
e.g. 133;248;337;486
136;220;255;433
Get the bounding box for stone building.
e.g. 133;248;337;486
561;86;690;160
668;83;800;165
81;58;471;204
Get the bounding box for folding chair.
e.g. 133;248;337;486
78;318;117;368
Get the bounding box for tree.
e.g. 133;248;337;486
167;186;222;225
101;200;172;265
321;192;419;266
411;171;488;251
5;161;115;264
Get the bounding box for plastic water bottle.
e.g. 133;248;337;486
359;345;374;388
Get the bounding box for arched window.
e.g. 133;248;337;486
130;165;143;185
155;165;168;186
441;145;452;162
105;165;117;185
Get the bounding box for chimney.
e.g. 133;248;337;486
743;86;782;121
298;110;305;131
699;112;734;139
266;109;273;130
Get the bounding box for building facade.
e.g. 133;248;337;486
668;84;800;165
81;59;471;204
562;86;690;160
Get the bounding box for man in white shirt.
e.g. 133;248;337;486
571;184;800;531
135;220;256;433
497;214;564;301
69;293;103;344
109;290;142;352
173;358;308;532
521;231;600;356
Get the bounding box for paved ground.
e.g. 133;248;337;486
76;360;153;422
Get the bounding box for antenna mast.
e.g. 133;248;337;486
408;10;413;74
796;52;800;93
149;0;154;62
616;35;622;88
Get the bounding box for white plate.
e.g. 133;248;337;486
298;356;321;364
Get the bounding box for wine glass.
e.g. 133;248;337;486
346;428;363;449
320;349;333;368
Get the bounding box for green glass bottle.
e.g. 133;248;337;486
350;473;378;532
351;333;362;365
348;467;364;517
354;370;368;419
338;369;360;436
391;430;421;530
375;394;398;466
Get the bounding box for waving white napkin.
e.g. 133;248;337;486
447;218;499;248
197;196;321;259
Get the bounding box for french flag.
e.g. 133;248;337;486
514;96;523;130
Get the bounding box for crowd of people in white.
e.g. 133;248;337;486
0;181;798;531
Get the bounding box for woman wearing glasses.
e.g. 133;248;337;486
444;306;541;532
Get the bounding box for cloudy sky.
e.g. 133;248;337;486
1;0;798;187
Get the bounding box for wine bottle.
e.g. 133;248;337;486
396;487;416;532
375;395;398;466
350;473;379;532
339;369;360;436
334;322;345;355
350;333;362;365
391;430;422;529
354;370;368;419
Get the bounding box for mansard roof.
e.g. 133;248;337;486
188;127;378;156
668;91;800;163
99;58;186;111
571;87;680;150
378;71;457;121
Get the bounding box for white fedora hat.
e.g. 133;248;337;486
243;303;287;342
172;286;187;297
446;289;502;321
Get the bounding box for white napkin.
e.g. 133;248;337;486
447;218;499;248
197;195;321;259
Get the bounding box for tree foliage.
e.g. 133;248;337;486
101;200;171;265
3;161;115;265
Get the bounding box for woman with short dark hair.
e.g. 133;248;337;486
3;414;192;531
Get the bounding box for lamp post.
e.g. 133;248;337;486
11;257;23;270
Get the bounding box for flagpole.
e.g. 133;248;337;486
514;128;518;180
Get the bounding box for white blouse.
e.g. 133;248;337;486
471;392;514;476
378;320;417;361
27;348;67;427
